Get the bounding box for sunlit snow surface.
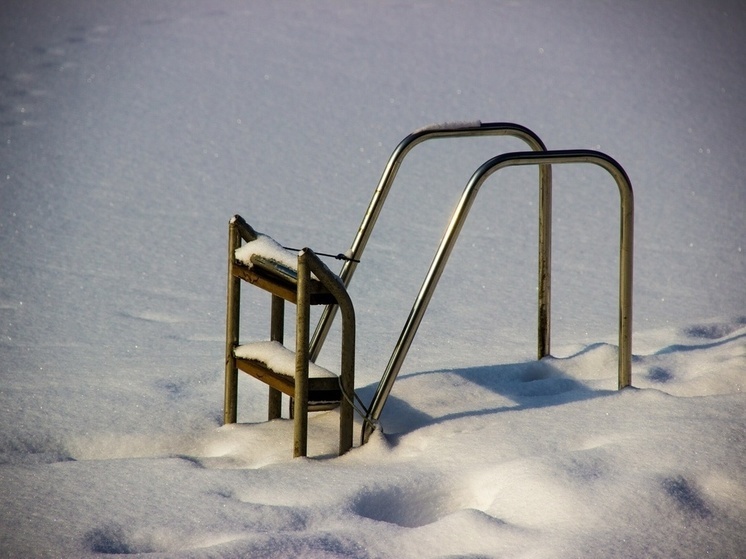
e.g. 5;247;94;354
1;1;744;557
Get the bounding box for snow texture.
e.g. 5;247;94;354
0;1;744;558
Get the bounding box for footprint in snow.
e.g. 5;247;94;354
662;476;712;519
684;318;746;340
352;480;472;528
646;366;674;383
84;523;154;555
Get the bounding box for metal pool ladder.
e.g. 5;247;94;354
224;121;634;452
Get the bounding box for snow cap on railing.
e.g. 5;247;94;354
414;120;482;134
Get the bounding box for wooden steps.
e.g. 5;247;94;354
224;215;355;457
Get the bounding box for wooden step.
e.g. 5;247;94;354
234;341;341;409
232;253;336;305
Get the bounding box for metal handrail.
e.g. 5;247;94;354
309;121;553;362
363;149;634;442
297;248;356;456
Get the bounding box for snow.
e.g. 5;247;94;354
1;0;744;557
234;232;301;273
235;341;337;379
414;120;483;133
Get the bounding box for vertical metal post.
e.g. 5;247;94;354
224;220;241;424
294;251;311;458
338;313;355;454
268;295;284;419
537;163;552;359
617;172;634;389
303;250;356;455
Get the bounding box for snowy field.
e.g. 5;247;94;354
1;1;744;557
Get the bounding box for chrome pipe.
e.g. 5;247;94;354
363;149;633;442
223;219;242;424
309;122;551;362
302;249;356;455
294;252;311;457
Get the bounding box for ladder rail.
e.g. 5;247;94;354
309;121;552;362
300;249;356;455
363;149;634;442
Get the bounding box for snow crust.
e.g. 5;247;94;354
0;1;744;558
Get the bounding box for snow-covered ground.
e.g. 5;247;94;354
1;1;744;557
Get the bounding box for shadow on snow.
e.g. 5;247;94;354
359;355;615;438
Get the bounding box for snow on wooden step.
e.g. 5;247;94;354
234;232;299;271
234;340;337;379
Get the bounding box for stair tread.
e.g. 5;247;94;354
234;341;337;379
234;233;299;273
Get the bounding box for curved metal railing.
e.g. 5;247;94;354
362;149;634;442
309;121;553;361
